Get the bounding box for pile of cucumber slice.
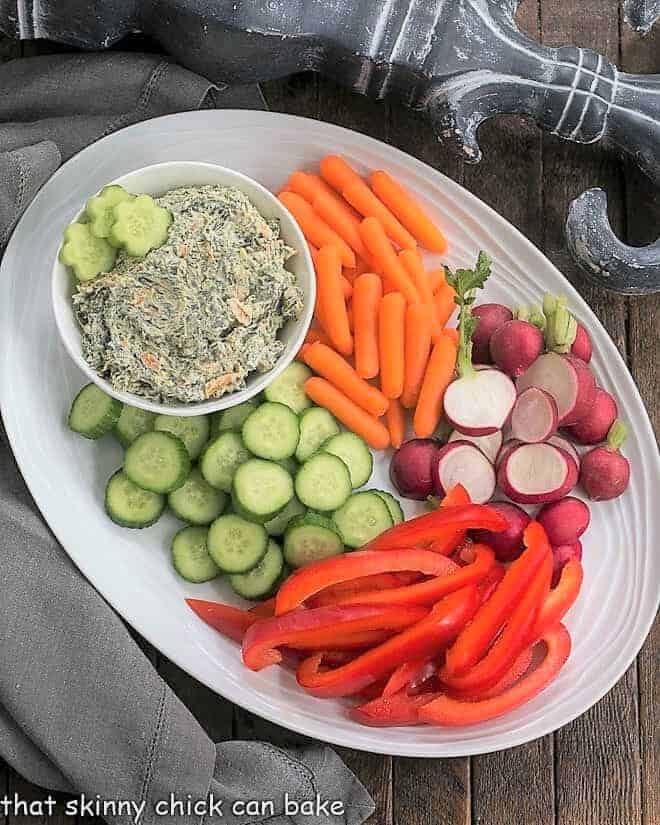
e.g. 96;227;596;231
68;362;404;600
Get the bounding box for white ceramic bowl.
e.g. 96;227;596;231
51;161;315;416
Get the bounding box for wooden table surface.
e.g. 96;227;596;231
1;3;658;823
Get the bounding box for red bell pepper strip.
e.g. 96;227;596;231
308;571;422;608
242;603;428;670
407;660;439;695
418;624;571;726
446;645;534;701
350;690;442;727
314;545;494;608
443;521;552;678
360;503;507;553
440;551;552;694
275;548;457;615
296;586;480;697
478;562;505;604
530;558;583;640
186;599;258;643
382;657;432;698
428;484;471;554
249;598;276;618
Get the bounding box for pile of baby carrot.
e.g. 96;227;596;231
280;155;459;450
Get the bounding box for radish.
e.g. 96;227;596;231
546;435;581;470
390;438;440;500
516;351;596;426
552;541;583;586
537;496;590;545
432;441;496;504
498;442;578;504
510;387;558;443
564;388;617;445
580;420;630;501
472;501;531;561
495;438;522;469
448;429;502;463
572;324;592;362
471;303;512;363
443;253;517;436
489;320;544;378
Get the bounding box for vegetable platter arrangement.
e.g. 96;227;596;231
67;153;633;730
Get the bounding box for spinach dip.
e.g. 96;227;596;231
73;185;303;403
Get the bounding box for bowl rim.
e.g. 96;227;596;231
51;160;315;416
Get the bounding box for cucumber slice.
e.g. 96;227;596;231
229;539;284;599
332;491;394;548
263;362;313;414
295;407;340;462
68;383;122;439
373;490;405;525
322;432;373;488
232;459;294;523
85;185;134;239
241;402;300;461
264;496;306;537
154;414;210;460
105;470;165;528
59;222;117;281
211;400;259;435
171;525;220;583
207;514;268;574
115;405;155;447
108;194;172;256
294;453;351;511
284;513;344;568
124;431;190;494
168;468;226;525
200;432;251;492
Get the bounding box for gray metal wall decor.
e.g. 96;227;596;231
1;0;659;293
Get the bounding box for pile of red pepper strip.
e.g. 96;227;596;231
186;492;581;728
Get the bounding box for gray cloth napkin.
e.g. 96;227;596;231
0;51;374;825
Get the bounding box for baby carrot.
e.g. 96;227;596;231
378;291;406;400
287;171;335;203
343;178;417;250
304;377;391;450
413;335;457;438
308;242;320;268
278;191;356;268
428;267;446;293
435;282;457;328
399;249;434;305
401;303;433;409
304;325;333;348
315;245;353;356
302;342;389;418
386;398;406;449
346;303;354;333
441;327;459;346
312;190;371;262
370;170;448;253
295;343;311;362
359;218;420;305
319;155;363;192
352;272;382;380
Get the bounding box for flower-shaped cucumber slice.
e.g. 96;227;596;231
85;184;135;239
59;222;117;281
108;195;172;257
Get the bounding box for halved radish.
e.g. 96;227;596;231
448;429;503;463
432;441;496;504
444;368;516;436
497;442;578;504
516;352;596;426
546;435;581;470
495;438;522;469
510;387;558;443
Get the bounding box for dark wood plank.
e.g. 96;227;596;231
620;17;660;825
539;5;642;825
